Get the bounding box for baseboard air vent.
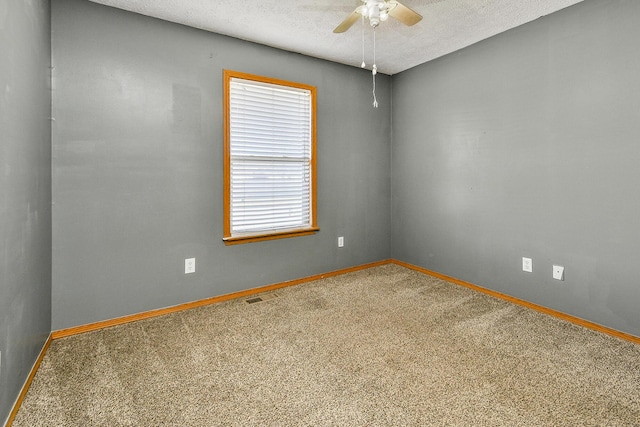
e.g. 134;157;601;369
246;293;279;304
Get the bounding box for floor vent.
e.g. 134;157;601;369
246;293;278;304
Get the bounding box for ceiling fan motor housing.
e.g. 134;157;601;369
360;0;394;27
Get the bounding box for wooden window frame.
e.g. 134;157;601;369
223;70;318;245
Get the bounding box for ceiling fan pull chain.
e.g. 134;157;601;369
361;14;366;68
372;66;378;108
372;26;378;108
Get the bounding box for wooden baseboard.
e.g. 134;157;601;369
391;259;640;346
50;257;640;345
51;259;392;340
6;334;52;427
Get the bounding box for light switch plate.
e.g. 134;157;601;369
185;258;195;274
338;236;344;248
522;257;533;273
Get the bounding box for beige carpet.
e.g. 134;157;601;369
13;264;640;426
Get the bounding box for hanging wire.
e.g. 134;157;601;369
372;26;378;108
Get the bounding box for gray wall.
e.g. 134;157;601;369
392;0;640;336
0;0;52;424
51;0;391;330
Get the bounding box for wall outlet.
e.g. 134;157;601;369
185;258;195;274
338;236;344;248
522;257;533;273
553;265;565;281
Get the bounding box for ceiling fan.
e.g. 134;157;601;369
334;1;422;108
333;0;423;33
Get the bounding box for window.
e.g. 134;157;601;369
223;70;318;245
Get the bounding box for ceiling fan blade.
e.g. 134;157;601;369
333;10;361;33
388;1;423;26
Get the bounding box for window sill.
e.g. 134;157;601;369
223;227;320;246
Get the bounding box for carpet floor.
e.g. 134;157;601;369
12;264;640;426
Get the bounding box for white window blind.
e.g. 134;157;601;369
229;77;313;236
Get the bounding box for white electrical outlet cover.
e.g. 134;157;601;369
522;257;533;273
553;265;565;281
338;236;344;248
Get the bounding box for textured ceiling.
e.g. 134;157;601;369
89;0;585;75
